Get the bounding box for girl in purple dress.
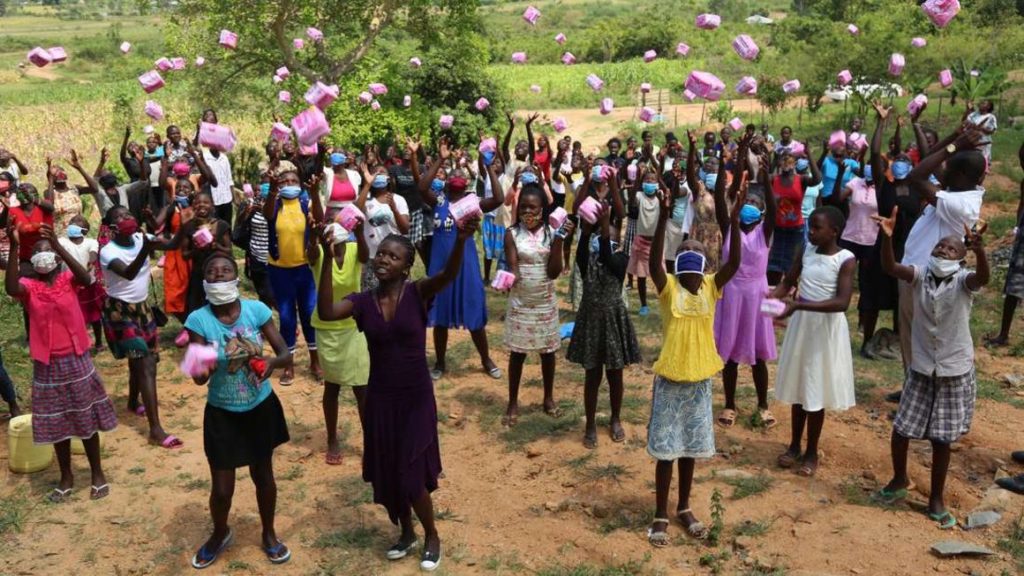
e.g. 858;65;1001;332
714;152;779;429
317;215;481;573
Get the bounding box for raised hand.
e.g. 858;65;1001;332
406;136;421;154
871;99;892;121
505;112;516;126
686;129;697;147
438;138;451;160
69;149;82;169
871;206;898;237
954;126;985;151
456;215;481;239
729;185;748;223
526;112;540;125
964;222;986;252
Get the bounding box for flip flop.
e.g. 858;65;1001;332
928;510;957;530
486;366;503;380
279;373;294;386
325;451;343;466
159;435;184;449
797;457;819;477
647;518;670;548
583;432;598;450
191;530;233;570
717;408;737;428
264;541;291;564
48;487;72;504
501;413;518;428
777;450;801;469
759;409;778;430
872;486;909;505
544;405;563;418
90;484;110;501
610;425;626;443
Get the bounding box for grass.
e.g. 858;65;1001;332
998;513;1024;572
334;475;374;506
535;556;660;576
0;490;31;536
583;462;629;484
597;503;653;535
280;465;304;481
313;524;382;550
733;518;774;538
499;399;581;448
723;474;774;500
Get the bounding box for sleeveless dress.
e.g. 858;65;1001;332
774;246;856;412
689;185;721;271
346;283;442;524
427;194;486;330
504;224;559;354
714;223;777;365
163;211;191;314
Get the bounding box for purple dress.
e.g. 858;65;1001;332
347;282;442;524
713;223;778;365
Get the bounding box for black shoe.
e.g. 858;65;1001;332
1012;451;1024;465
420;545;441;572
885;391;903;403
995;474;1024;495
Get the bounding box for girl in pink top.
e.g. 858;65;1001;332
5;222;117;503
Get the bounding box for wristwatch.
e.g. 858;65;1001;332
945;143;957;154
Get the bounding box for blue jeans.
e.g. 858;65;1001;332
0;350;16;405
267;264;317;352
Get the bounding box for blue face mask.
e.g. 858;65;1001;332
431;178;445;192
674;250;706;276
66;224;85;239
259;182;271;198
145;147;164;159
642;182;658;196
482;151;495;166
175;195;190;207
520;172;538;185
279;185;302;199
704;174;718;190
739;203;763;225
891;161;912;181
371;174;389;189
330;152;347;167
796;158;810;172
863;165;873;182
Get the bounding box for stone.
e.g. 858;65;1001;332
591;503;610;518
715;468;753;480
975;484;1015;513
733;535;753;551
544;501;559;512
526;448;542;458
995;467;1011;481
862;470;877;481
965;510;1001;529
1002;373;1024;388
930;540;996;557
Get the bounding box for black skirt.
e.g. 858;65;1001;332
204;392;290;470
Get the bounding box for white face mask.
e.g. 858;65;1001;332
30;251;58;274
202;279;240;305
928;256;961;279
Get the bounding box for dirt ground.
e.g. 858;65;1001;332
2;130;1024;576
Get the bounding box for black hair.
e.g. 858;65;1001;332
781;125;792;132
641;130;652;139
103;205;128;226
194;190;214;201
745;124;756;132
607;137;622;148
665;132;677;142
203;253;238;275
947;150;986;184
518;184;548;210
380;234;416;267
0;172;15;183
811;205;846;234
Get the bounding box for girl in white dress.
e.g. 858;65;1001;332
771;206;856;477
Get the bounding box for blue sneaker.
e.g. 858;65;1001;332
639;306;650;317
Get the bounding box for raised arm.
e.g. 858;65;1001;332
965;224;990;291
715;186;745;290
759;156;777;243
525;113;538;164
94;147;109;178
870;101;890;190
908;127;983;206
501;113;516;163
479;161;505;213
418;216;481;299
407;137;422;187
45;225;93;286
649;191;671;293
713;148;730;235
316;227;357;322
104;236;155;280
686;130;700;192
189;142;216;187
69;149;99;195
119;127;132;175
4;224;25;299
873;206;915;283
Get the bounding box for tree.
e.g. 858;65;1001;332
0;0;7;18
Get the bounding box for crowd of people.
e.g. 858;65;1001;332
1;94;1022;571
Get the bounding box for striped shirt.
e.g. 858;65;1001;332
249;211;270;263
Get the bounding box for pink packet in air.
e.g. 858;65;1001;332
907;94;928;116
586;74;604;91
523;5;541;25
180;343;218;377
911;37;927;48
370;100;381;111
358;91;373;105
735;76;757;95
921;0;960;28
448;194;482;226
276;66;290;80
475;97;490;111
561;52;576;65
138;70;165;94
219;29;238;49
195;56;205;67
685;70;725;101
888;53;905;77
578;196;602;224
120;41;132;54
291;106;331;146
306;27;324;42
293;38;304;50
728;117;744;132
199;122;237;152
243;183;254;197
760;298;787;317
837;69;853;86
491;270;516;291
192;227;214;247
409;57;421;68
439;114;454;129
369;82;388;95
695;13;721;29
789;141;806;157
270;122;292;143
847;23;859;35
782;79;801;93
530;84;542;93
171;57;186;70
938;69;953;88
553;118;568;133
828;130;847;149
144;100;164;121
676;42;691;57
304;81;339;110
155;57;173;71
548;207;568;230
279;90;291;103
337;204;365;231
299;142;318;156
478;137;497;154
403;95;412;107
47;46;67;63
683;89;697;102
640;82;652;94
599;98;614;115
639;107;657;123
555;33;567;44
273;75;283;84
732;35;759;61
643;49;657;63
511;52;527;64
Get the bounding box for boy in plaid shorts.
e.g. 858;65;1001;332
873;206;989;529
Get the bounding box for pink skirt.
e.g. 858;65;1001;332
626;236;653;278
714;278;778;365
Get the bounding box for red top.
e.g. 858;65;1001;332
772;174;805;228
534;147;551;183
330;178;356;204
17;271;91;364
9;205;54;262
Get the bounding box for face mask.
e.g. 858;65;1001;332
117;217;139;236
891;161;912;181
67;224;85;239
928;255;961;279
796;158;810;172
589;235;601;254
671;200;688;223
30;251;58;274
448;177;468;192
330;152;347;167
431;178;445;193
53;170;68;182
703;174;718;190
641;182;658;196
674;250;706;277
521;212;541;228
172;162;191;178
259;182;271;198
202;279;240;305
371;174;389;189
145;147;164;159
740;204;763;225
482;151;496;166
863;165;873;182
279;185;302;199
520;171;538;185
175;195;190;207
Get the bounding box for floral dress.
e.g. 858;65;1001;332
504;224;559;354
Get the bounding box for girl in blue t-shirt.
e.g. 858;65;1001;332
184;254;292;569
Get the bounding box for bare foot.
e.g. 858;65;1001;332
609;419;626;442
